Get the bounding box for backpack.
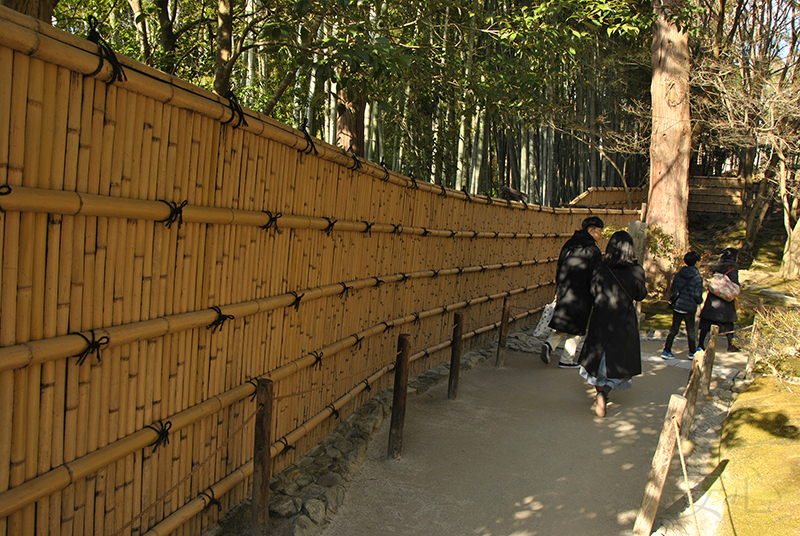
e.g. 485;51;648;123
668;278;682;310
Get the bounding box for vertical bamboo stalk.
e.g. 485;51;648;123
495;296;512;367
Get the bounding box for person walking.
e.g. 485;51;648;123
577;231;647;417
541;216;605;369
698;248;740;351
661;251;704;359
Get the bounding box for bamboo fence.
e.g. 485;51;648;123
0;6;642;536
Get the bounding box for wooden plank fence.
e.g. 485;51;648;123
0;7;642;536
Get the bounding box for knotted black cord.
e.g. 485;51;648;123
408;174;418;190
457;267;463;275
380;321;391;331
72;330;110;365
494;231;500;238
449;230;457;238
373;277;385;287
391;224;403;234
422;348;430;358
221;89;248;129
421;228;430;237
442;304;449;313
200;489;222;512
461;189;471;202
299;118;318;155
327;404;340;419
361;221;374;234
260;210;282;230
513;232;518;239
399;273;409;283
352;334;364;350
157;200;188;229
278;437;295;453
0;184;10;213
145;420;172;452
311;350;323;370
289;291;304;310
361;379;371;392
412;312;421;325
207;306;234;333
339;283;352;297
439;184;447;197
86;16;127;84
431;269;440;278
480;265;487;272
380;162;390;181
247;378;259;401
471;230;479;239
323;217;337;235
346;145;362;170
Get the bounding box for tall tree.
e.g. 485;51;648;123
646;0;691;283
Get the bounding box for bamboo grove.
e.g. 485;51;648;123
45;0;654;208
0;7;643;536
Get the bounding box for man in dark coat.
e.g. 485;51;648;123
661;251;704;359
541;216;604;368
698;248;740;351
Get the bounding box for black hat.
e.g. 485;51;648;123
581;216;605;230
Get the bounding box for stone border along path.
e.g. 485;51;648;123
208;325;753;536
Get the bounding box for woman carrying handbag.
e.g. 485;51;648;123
698;248;741;352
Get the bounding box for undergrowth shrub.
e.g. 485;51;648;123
749;307;800;378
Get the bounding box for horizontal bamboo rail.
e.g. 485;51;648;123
0;284;548;518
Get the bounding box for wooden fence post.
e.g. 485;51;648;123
699;325;719;398
495;297;511;367
388;334;411;459
252;378;274;535
448;312;464;399
632;394;687;536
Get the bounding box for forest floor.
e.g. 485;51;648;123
643;211;800;536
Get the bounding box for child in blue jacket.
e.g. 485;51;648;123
662;251;704;358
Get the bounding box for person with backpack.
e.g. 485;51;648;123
661;251;704;359
698;248;741;352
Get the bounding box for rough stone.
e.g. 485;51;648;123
302;499;327;525
291;515;317;536
316;472;342;488
270;495;300;518
323;485;346;513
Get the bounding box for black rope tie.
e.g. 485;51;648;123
399;273;409;283
352;334;364;350
391;224;403;234
347;145;362;170
361;379;371;392
422;349;430;358
480;265;487;272
461;189;471;202
471;231;479;239
338;283;352;298
373;277;385;287
207;306;234;333
408;173;418;190
278;437;295;453
299;118;318;155
323;217;337;236
327;404;340;419
412;312;421;325
221;89;248;129
145;420;172;452
421;228;430;237
200;489;222;512
494;231;500;238
260;211;282;231
431;269;440;278
380;162;390;181
439;184;447;197
442;304;449;313
86;16;127;84
449;230;457;238
513;232;518;239
311;350;323;370
457;267;463;275
289;291;304;311
0;184;10;213
72;330;110;366
361;221;374;235
157;200;188;229
247;379;259;401
380;321;391;331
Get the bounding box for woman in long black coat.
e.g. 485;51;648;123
698;248;740;351
577;231;647;417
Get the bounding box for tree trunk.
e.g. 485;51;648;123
646;0;692;286
781;217;800;279
3;0;59;21
127;0;151;63
336;88;366;156
214;0;233;95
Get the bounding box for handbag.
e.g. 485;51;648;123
533;298;556;338
708;269;740;301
